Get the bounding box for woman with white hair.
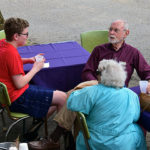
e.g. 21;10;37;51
67;59;146;150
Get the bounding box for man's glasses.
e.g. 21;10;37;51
18;32;29;37
109;27;126;33
109;27;120;33
96;69;101;76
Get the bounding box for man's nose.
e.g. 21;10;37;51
109;29;115;34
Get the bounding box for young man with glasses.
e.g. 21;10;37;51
0;17;67;149
82;19;150;88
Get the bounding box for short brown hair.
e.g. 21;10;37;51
4;17;29;41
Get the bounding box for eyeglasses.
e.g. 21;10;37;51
18;32;29;37
109;27;121;33
96;69;101;76
109;27;126;33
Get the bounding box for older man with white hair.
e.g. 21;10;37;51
67;59;147;150
82;19;150;90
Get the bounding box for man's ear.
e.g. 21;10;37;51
125;30;129;36
13;33;19;41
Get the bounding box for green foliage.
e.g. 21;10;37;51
0;11;4;30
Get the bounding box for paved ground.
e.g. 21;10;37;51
0;0;150;149
1;0;150;87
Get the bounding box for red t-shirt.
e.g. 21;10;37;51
0;39;29;102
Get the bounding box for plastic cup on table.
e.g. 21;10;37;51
139;80;148;93
9;147;17;150
19;143;29;150
8;143;18;150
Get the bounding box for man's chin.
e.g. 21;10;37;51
109;40;118;44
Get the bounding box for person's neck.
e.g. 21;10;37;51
6;40;18;48
112;41;124;51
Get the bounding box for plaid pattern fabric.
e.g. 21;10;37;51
9;85;53;118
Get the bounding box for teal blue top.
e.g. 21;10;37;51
67;84;146;150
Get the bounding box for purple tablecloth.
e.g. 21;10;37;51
130;86;150;131
18;41;90;92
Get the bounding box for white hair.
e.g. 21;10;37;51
123;20;129;30
98;59;127;88
110;19;129;30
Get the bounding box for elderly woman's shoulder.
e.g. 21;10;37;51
121;87;139;96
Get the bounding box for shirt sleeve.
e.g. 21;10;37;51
81;47;100;81
133;50;150;80
67;87;94;115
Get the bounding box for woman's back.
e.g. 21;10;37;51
67;84;146;150
86;84;139;132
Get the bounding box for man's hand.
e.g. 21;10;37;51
22;53;45;64
32;59;45;72
30;56;36;63
34;53;45;62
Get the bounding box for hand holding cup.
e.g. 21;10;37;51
35;54;44;62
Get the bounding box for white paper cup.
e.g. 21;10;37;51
139;80;148;93
9;147;18;150
19;143;28;150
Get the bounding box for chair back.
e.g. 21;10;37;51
0;82;12;118
0;82;11;106
0;82;29;119
76;112;90;150
0;30;6;40
80;30;108;53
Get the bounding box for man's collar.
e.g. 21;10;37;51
109;41;126;51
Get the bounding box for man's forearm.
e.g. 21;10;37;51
22;58;35;64
12;68;38;89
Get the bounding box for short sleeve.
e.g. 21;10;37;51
67;87;95;115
